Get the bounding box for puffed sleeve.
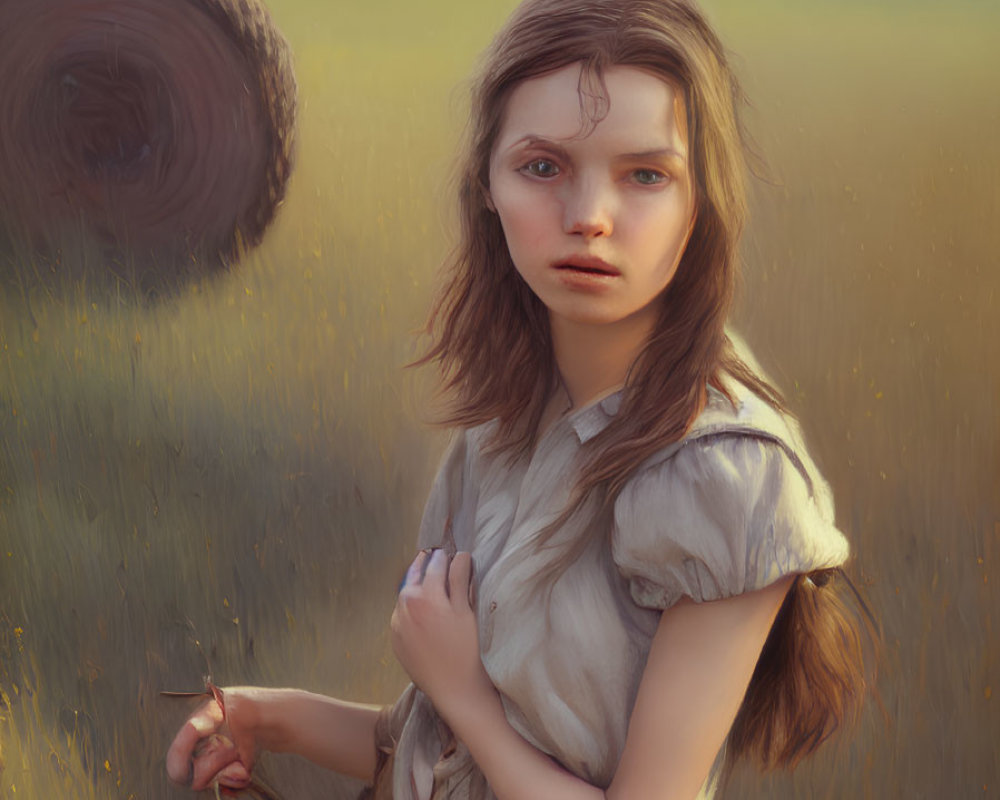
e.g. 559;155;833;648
611;433;849;609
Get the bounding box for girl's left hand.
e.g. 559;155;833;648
390;549;497;719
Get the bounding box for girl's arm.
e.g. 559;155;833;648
606;576;794;799
166;687;381;790
393;549;793;800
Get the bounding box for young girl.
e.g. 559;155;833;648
166;1;870;797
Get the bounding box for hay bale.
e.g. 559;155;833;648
0;0;296;272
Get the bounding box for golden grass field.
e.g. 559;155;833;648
0;0;997;797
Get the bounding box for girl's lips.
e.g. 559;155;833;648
553;257;620;292
553;255;620;276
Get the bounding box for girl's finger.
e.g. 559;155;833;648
422;548;449;596
216;760;253;789
226;699;258;779
190;734;240;790
165;699;224;784
402;550;430;589
449;551;474;609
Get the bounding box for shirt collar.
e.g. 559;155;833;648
568;390;623;444
567;383;734;445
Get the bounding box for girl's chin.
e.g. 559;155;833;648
545;297;662;327
547;308;636;329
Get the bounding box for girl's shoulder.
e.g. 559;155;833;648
634;376;827;501
612;379;849;609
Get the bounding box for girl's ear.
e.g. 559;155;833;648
483;188;496;213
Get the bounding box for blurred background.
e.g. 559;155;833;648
0;0;996;797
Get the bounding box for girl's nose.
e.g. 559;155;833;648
562;180;613;239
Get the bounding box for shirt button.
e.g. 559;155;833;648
489;601;497;613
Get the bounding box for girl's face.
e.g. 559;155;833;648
488;63;696;333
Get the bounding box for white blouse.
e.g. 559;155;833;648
382;379;850;800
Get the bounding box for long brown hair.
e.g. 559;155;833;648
422;0;876;775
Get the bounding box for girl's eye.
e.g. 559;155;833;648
632;168;668;186
521;159;560;178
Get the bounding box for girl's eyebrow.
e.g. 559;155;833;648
502;137;686;164
618;147;687;164
503;135;568;154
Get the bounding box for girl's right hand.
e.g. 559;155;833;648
165;686;259;791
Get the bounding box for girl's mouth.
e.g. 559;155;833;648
553;256;620;276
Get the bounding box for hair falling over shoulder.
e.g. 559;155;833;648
419;0;879;777
727;568;881;772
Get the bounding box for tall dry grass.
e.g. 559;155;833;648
1;1;997;797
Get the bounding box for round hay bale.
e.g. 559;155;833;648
0;0;296;271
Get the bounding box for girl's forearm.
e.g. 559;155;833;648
438;691;606;800
236;687;381;781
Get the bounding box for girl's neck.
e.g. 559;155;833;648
549;310;655;410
